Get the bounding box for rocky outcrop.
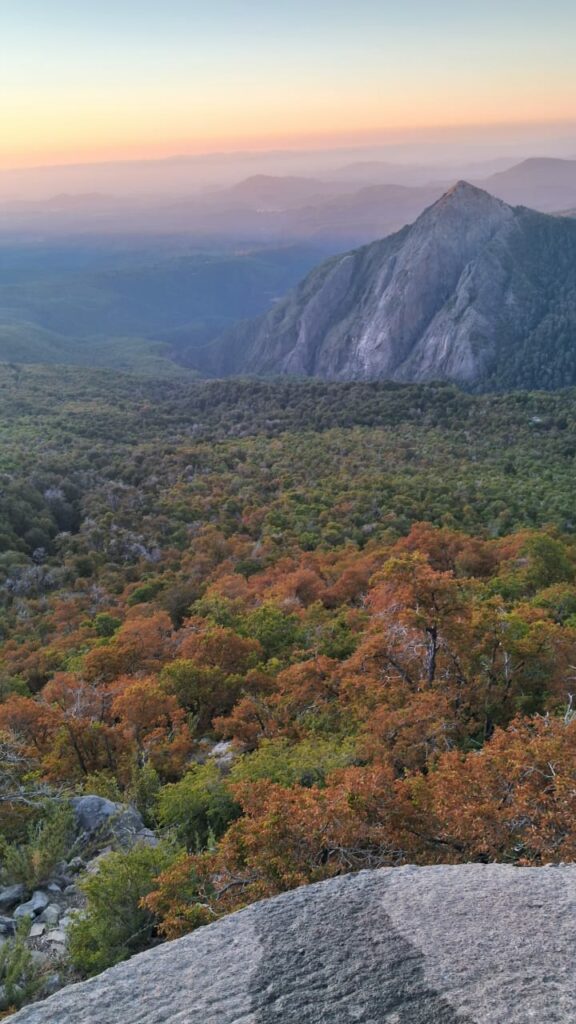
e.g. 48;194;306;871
10;863;576;1022
70;796;157;848
0;796;158;1010
214;183;576;390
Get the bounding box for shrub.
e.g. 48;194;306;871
0;801;76;889
0;676;29;703
0;918;41;1012
129;759;162;828
229;736;357;789
160;660;244;732
68;841;179;977
81;771;123;803
127;579;164;606
156;762;240;851
239;604;303;660
142;853;218;940
93;613;121;638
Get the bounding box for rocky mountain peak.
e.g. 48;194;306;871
211;186;576;390
443;179;498;200
415;179;512;226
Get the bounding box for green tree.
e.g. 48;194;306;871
68;842;179;977
157;762;240;851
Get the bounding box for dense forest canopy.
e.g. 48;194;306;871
2;365;576;986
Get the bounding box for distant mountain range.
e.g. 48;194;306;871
483;158;576;211
3;159;576;386
206;182;576;391
0;143;548;202
330;156;520;185
2;157;576;248
202;174;361;209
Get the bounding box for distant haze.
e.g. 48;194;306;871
1;126;576;202
2;0;576;185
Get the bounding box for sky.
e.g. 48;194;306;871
1;0;575;170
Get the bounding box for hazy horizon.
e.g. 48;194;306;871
1;122;575;203
2;0;575;187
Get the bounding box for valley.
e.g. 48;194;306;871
2;157;576;388
2;116;576;1024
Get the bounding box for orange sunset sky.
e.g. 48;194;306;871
1;0;575;170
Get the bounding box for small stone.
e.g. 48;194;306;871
50;868;71;884
47;882;62;893
52;875;74;889
86;849;113;875
135;828;159;848
39;904;61;926
41;973;62;997
0;916;16;937
14;890;50;920
210;740;235;769
46;930;67;945
64;885;77;896
30;922;46;938
30;949;49;966
67;857;86;874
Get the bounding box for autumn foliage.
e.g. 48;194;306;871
3;507;576;939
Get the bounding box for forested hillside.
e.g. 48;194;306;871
0;242;327;376
2;366;576;1000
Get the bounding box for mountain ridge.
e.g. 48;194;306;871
205;182;576;390
484;156;576;210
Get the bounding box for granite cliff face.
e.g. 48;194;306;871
11;864;576;1023
214;183;576;389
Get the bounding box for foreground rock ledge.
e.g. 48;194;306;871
11;864;576;1023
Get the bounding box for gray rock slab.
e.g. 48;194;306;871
0;884;26;911
39;904;61;926
71;795;148;847
13;890;49;920
70;796;119;834
9;864;576;1023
